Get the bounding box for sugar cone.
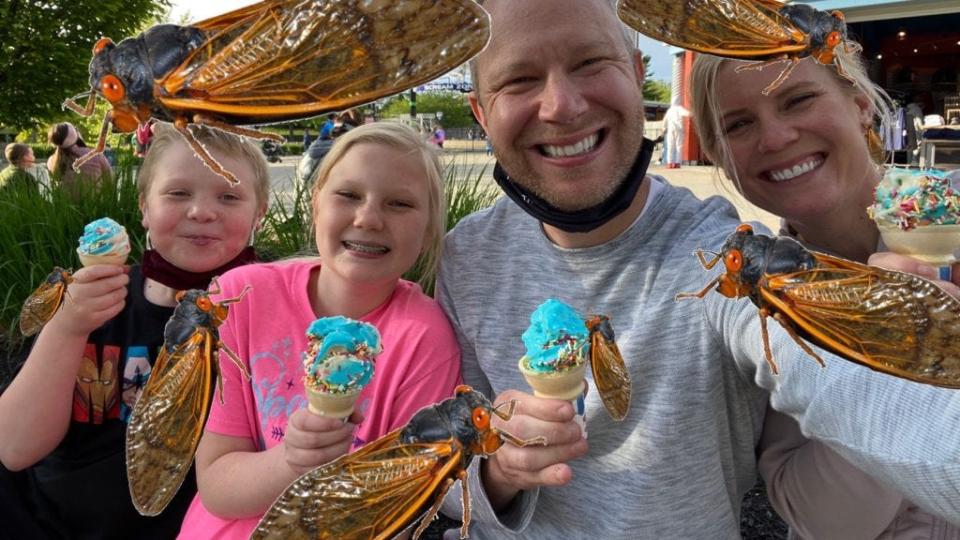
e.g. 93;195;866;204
306;386;360;419
518;358;586;400
78;251;128;267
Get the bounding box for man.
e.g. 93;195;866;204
435;0;960;538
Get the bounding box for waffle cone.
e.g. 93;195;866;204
78;252;128;267
518;358;586;400
878;224;960;266
305;386;360;418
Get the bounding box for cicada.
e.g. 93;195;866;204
125;277;250;516
250;385;547;540
616;0;858;94
677;224;960;388
64;0;490;184
586;315;631;421
19;267;73;337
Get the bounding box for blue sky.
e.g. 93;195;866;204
169;0;675;83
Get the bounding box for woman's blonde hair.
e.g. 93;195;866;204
690;45;893;194
309;121;445;287
137;122;270;208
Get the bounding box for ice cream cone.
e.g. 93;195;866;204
879;224;960;280
518;358;587;400
306;386;361;419
78;251;129;268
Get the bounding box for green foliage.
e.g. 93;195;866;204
0;0;170;131
0;163;145;356
380;91;475;128
642;54;672;103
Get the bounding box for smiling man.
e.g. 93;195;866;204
434;0;960;538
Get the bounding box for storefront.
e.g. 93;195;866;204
672;0;960;165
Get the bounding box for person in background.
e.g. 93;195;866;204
178;122;461;539
298;109;361;182
0;143;38;192
690;47;960;539
46;122;112;192
434;0;960;537
0;122;269;539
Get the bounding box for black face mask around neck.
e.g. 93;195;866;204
493;138;655;233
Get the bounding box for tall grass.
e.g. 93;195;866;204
0;155;499;386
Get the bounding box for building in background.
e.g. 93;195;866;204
668;0;960;166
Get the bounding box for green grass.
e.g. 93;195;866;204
0;155;499;385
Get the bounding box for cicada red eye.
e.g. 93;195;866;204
101;74;126;103
93;37;114;55
736;224;753;234
826;31;842;47
196;296;213;312
472;407;490;431
724;249;743;273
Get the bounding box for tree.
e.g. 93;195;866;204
642;53;671;103
0;0;170;132
379;91;474;128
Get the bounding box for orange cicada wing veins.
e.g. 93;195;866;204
125;330;216;515
760;253;960;388
250;432;461;540
158;0;490;124
18;268;72;337
616;0;807;59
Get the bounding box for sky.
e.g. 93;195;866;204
168;0;675;82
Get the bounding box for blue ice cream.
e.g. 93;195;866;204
302;316;381;394
520;299;590;373
77;217;130;264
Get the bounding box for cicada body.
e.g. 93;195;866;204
677;224;960;387
616;0;856;94
586;315;631;421
125;277;250;516
250;385;547;540
19;267;73;337
65;0;491;184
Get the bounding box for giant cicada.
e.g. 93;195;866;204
18;267;73;337
617;0;858;94
64;0;490;184
125;278;250;516
250;385;547;540
586;315;631;421
677;224;960;387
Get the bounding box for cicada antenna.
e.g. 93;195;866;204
63;89;97;116
693;249;722;270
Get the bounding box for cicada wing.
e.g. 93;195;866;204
159;0;490;123
590;329;632;421
18;270;70;337
616;0;808;59
126;330;216;515
251;434;461;540
762;255;960;388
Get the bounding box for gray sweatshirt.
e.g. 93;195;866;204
435;177;960;539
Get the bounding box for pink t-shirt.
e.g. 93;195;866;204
177;260;461;539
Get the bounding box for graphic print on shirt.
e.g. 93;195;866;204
73;343;120;423
121;346;152;422
251;337;307;447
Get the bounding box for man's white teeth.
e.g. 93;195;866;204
541;133;599;158
769;157;823;182
344;241;388;254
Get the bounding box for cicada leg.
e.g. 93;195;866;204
675;274;723;301
63;90;97;117
193;114;284;143
493;428;547;448
412;473;461;540
459;469;471;540
771;311;825;368
758;308;780;375
72;110;113;173
173;121;239;186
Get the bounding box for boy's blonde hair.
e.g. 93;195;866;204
4;143;31;165
309;121;445;286
690;46;894;194
137;122;271;207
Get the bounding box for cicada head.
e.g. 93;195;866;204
88;36;154;132
780;4;848;64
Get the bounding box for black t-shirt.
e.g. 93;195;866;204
20;266;197;539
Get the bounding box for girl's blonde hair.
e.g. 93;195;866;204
137;122;271;207
309;121;445;287
690;45;894;194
